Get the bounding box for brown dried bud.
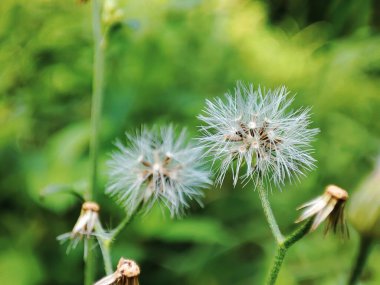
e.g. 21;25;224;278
94;258;140;285
296;184;349;236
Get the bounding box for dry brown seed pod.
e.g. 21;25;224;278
94;258;140;285
296;184;349;237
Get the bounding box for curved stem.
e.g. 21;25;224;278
110;215;134;241
257;183;284;244
283;217;313;248
266;219;313;285
348;235;373;285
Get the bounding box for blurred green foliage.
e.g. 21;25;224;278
1;0;380;284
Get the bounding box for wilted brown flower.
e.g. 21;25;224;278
94;258;140;285
295;185;349;236
57;201;104;255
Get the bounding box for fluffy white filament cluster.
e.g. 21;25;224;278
198;82;318;188
106;126;211;217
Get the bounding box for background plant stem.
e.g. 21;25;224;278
348;235;374;285
88;0;105;202
85;0;105;284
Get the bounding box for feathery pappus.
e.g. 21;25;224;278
106;125;211;217
198;81;318;188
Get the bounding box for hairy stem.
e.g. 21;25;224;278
85;0;105;284
257;183;284;244
266;219;313;285
348;235;374;285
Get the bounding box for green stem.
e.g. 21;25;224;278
84;239;95;285
97;212;139;276
87;0;105;201
110;205;142;241
348;235;374;285
257;183;284;244
98;238;113;275
266;219;313;285
110;215;134;241
85;0;105;284
267;244;287;285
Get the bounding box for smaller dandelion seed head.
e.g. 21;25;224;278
106;125;212;217
198;81;319;188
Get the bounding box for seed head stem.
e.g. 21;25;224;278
266;219;313;285
257;183;284;244
97;209;141;277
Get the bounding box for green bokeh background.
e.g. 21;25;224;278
1;0;380;284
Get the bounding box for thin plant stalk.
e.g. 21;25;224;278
348;236;374;285
266;219;313;285
98;211;140;277
258;183;284;244
99;238;113;275
257;183;313;285
88;0;105;201
85;0;105;284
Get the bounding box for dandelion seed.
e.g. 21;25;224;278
57;201;105;257
198;81;318;187
106;126;211;217
94;257;140;285
296;185;349;236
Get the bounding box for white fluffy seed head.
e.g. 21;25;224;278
106;125;211;217
198;81;319;188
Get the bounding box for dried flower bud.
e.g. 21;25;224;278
296;185;349;236
94;258;140;285
57;201;105;256
349;160;380;238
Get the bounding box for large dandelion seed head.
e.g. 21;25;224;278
106;126;211;217
198;82;319;188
